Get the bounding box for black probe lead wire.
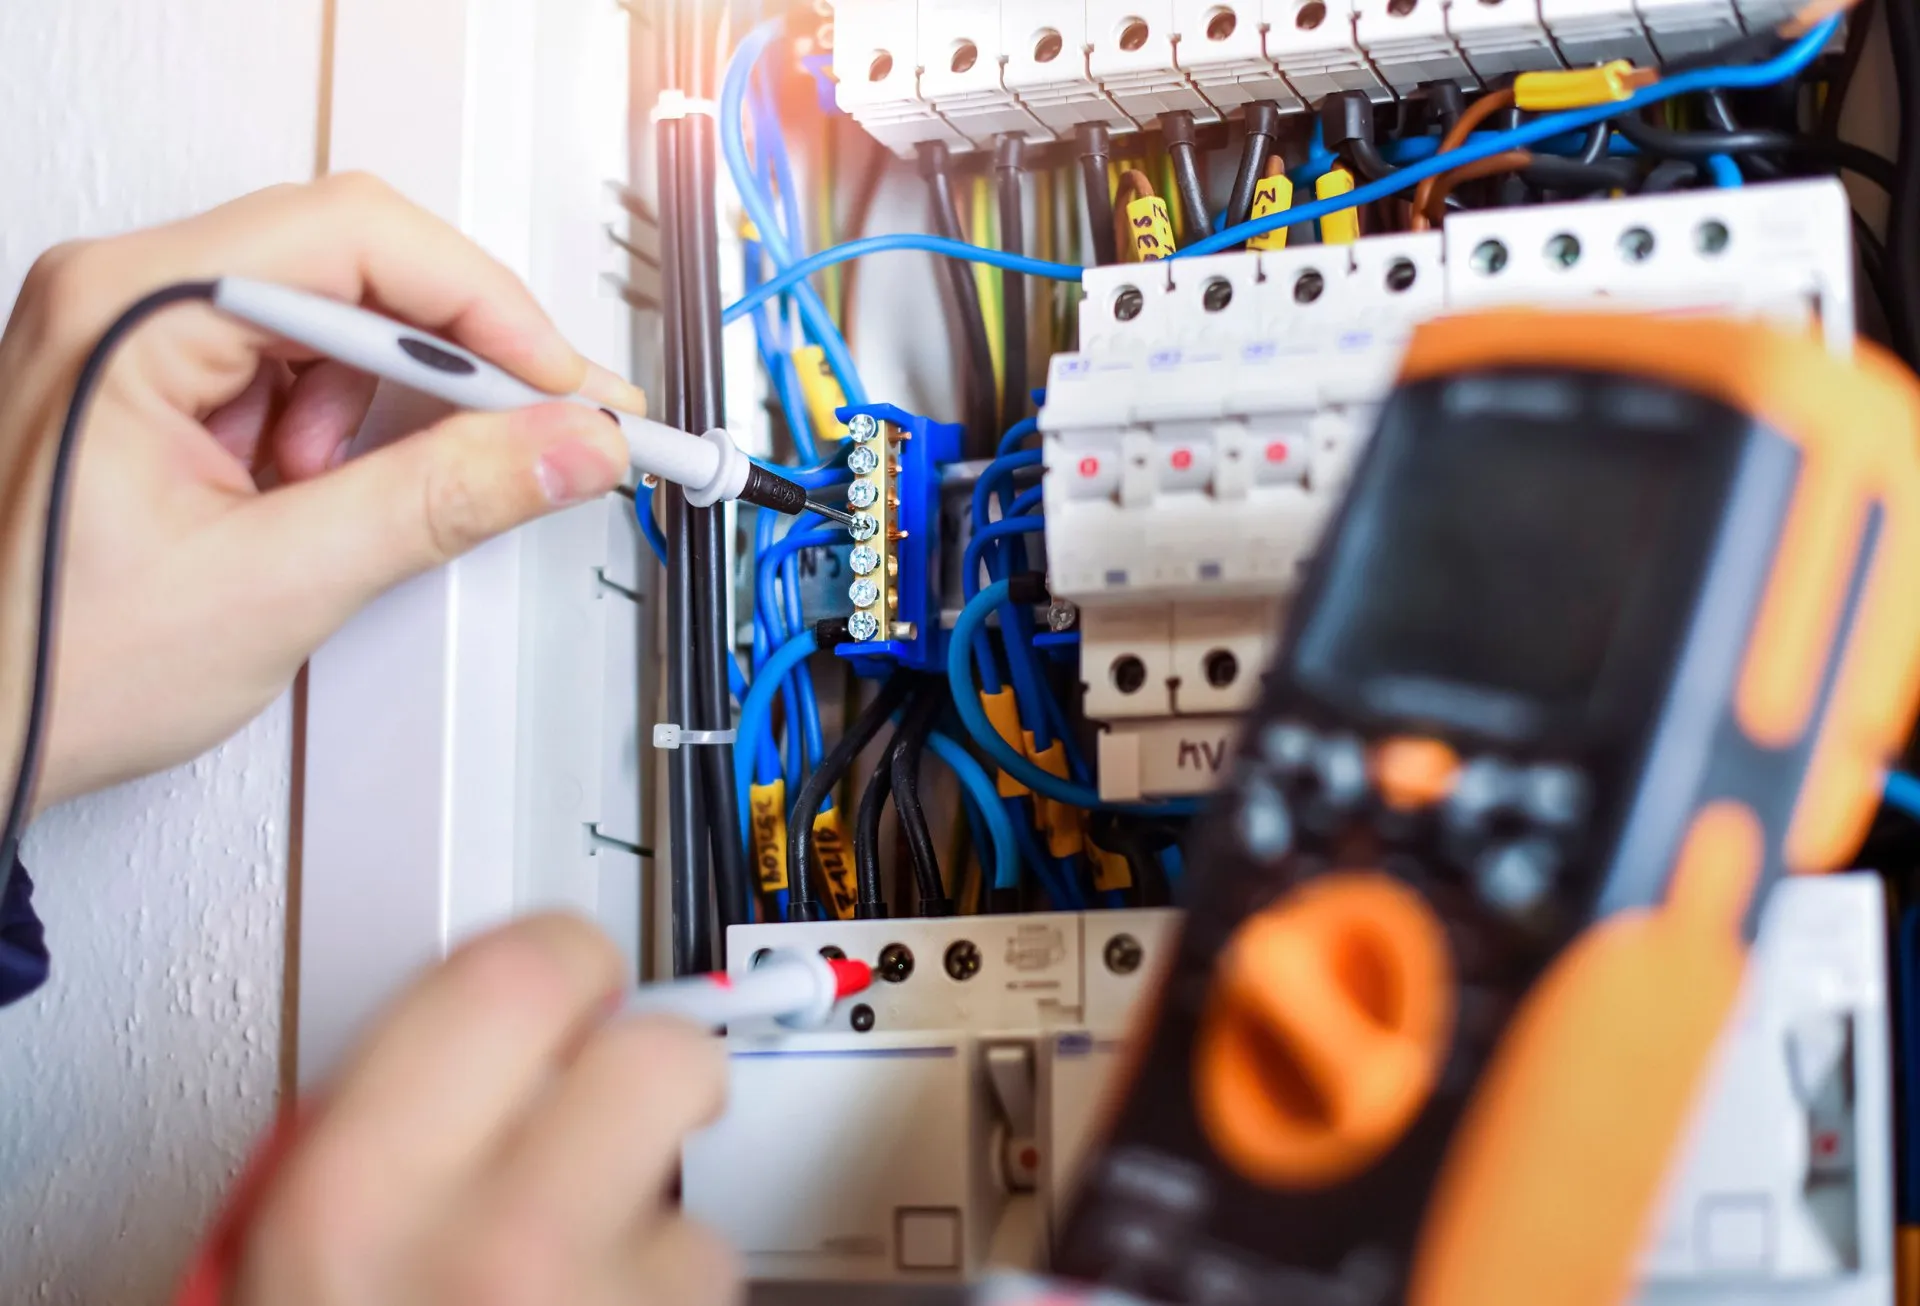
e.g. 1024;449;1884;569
0;282;219;898
788;673;916;921
854;729;903;917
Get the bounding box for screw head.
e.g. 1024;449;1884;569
1696;219;1730;256
850;545;882;575
1619;226;1655;263
1046;599;1079;632
944;939;982;981
750;948;773;967
877;943;915;983
849;1003;876;1032
847;611;882;642
848;413;881;442
848;513;880;542
847;445;881;475
1104;934;1144;975
846;481;879;509
1113;285;1145;322
819;945;846;961
849;578;881;608
1293;269;1325;304
1201;277;1234;313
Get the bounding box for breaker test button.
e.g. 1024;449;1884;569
1062;447;1124;501
1159;439;1215;492
1246;429;1311;487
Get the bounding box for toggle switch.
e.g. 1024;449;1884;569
986;1042;1041;1193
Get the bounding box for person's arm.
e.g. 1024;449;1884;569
0;177;739;1305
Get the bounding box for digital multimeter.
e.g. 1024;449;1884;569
1050;312;1920;1306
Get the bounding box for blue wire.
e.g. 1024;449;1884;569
926;731;1021;894
1705;153;1744;187
965;517;1045;599
1005;797;1084;909
723;21;868;405
973;449;1043;535
952;581;1200;815
1887;771;1920;822
735;628;824;846
723;18;1839;321
634;486;668;566
1006;486;1045;519
757;521;837;767
996;416;1040;458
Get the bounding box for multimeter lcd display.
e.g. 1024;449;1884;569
1295;372;1744;743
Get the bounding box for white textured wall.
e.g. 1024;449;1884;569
0;2;324;1302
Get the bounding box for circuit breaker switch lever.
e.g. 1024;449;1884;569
985;1042;1040;1192
206;277;815;514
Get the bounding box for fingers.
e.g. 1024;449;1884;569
298;914;625;1208
24;173;596;397
202;360;292;473
272;361;380;481
616;1218;742;1306
488;1017;726;1246
211;400;627;647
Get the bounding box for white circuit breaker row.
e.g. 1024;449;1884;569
831;0;1804;153
1034;178;1854;800
681;877;1892;1303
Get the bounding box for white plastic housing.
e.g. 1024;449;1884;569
919;1;1054;145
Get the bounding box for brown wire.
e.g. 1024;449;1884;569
1419;151;1534;227
1409;87;1517;232
1112;168;1157;263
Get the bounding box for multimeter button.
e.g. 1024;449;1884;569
1238;779;1294;862
1313;734;1369;810
1445;757;1519;832
1261;722;1318;772
1474;837;1560;915
1519;764;1587;828
1374;737;1460;810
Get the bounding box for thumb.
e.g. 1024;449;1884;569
226;401;629;638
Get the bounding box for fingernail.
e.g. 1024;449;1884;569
578;362;648;416
536;437;622;506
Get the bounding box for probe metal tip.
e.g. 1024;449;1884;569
808;500;859;530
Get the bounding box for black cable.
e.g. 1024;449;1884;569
995;134;1030;435
1160;111;1212;246
1076;123;1119;267
0;282;217;897
854;731;903;919
655;4;712;976
683;122;752;940
1520;155;1640;192
1608;114;1895;189
1887;0;1920;369
1226;102;1283;230
1818;0;1876;139
918;140;999;457
889;686;949;915
1639;158;1705;193
789;674;916;921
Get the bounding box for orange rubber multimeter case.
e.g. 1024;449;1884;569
1049;312;1920;1306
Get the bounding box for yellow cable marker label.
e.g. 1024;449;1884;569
982;690;1031;798
1026;736;1081;858
749;781;790;893
1247;173;1295;252
1316;168;1360;246
812;807;858;920
1086;841;1135;893
1126;196;1176;262
1515;60;1638;111
792;345;849;441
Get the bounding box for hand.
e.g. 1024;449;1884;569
232;914;738;1306
0;173;643;808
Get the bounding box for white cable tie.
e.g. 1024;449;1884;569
649;90;719;123
652;724;740;750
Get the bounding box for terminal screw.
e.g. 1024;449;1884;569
847;612;882;642
877;943;915;982
848;413;880;443
1104;934;1144;975
847;481;879;509
850;1003;876;1032
1047;599;1079;632
850;546;882;575
944;940;982;980
847;446;881;475
848;513;880;542
849;579;881;608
